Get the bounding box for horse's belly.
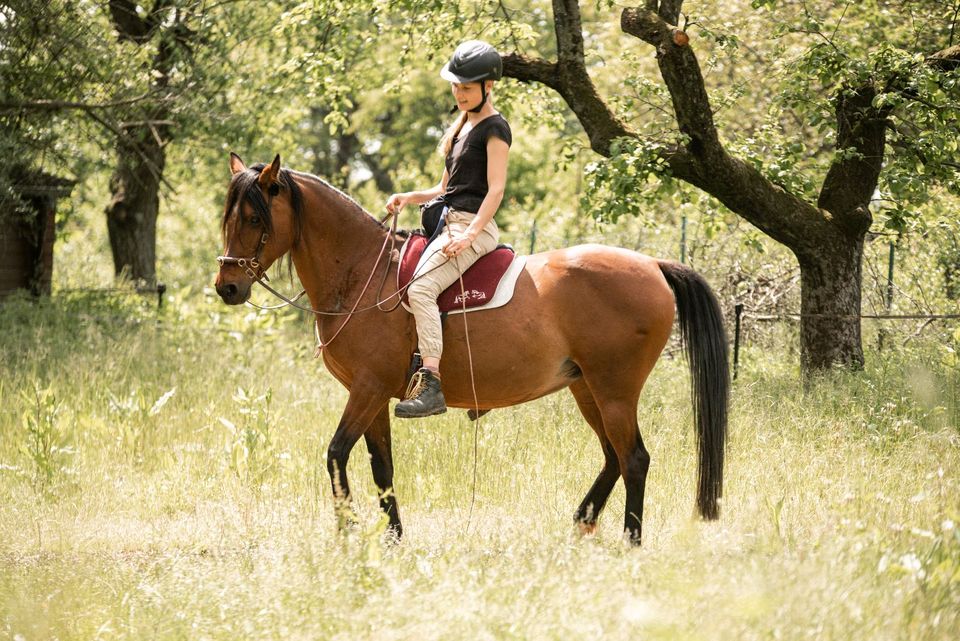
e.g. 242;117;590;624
442;354;575;409
438;291;575;407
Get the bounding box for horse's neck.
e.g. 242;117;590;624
290;176;391;311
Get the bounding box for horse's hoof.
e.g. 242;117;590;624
622;530;643;547
334;504;359;532
576;521;597;537
383;523;403;545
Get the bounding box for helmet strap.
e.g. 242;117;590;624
469;82;487;113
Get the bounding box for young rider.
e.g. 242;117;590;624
385;40;512;418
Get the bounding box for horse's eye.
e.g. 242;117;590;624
249;215;261;225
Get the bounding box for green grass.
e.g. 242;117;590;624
1;291;958;640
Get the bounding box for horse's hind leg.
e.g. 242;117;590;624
363;405;403;540
570;380;620;535
578;363;656;545
597;397;650;545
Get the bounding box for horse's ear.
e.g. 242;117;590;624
229;152;246;176
258;154;281;190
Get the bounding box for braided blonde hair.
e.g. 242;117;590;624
439;110;468;157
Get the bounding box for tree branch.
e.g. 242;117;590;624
658;0;683;25
108;0;150;43
502;0;631;155
664;147;829;251
83;110;175;192
621;5;855;252
508;2;834;254
501;53;559;90
816;87;887;236
0;94;156;113
926;44;960;71
621;6;720;159
108;0;177;43
817;42;958;233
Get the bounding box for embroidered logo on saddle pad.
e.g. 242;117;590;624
398;233;527;315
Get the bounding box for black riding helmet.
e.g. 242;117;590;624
441;40;502;113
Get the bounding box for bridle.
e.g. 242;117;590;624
217;185;277;281
217;231;270;282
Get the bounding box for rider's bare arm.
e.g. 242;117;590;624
385;169;450;213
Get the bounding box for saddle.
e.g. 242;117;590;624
397;232;526;314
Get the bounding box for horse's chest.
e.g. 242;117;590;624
320;352;353;387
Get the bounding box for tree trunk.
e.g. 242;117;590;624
106;0;181;287
797;237;865;371
105;124;164;286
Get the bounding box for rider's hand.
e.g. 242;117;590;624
442;231;476;258
385;193;412;214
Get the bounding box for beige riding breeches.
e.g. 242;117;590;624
407;209;499;360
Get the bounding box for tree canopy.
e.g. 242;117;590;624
2;0;958;372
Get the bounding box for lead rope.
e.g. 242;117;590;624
245;209;457;355
313;242;456;356
452;232;482;535
242;208;448;354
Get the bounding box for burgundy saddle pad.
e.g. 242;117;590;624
398;233;516;312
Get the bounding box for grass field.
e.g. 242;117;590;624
1;289;958;640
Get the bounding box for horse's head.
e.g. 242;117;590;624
215;153;303;304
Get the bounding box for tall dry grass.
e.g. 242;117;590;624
1;287;957;640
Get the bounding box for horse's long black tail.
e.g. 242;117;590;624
658;260;729;520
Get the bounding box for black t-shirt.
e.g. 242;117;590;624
443;114;512;214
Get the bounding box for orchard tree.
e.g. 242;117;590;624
105;0;297;286
104;1;184;285
497;0;960;373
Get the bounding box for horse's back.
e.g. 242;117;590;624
526;243;675;320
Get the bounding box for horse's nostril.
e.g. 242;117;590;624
217;282;239;300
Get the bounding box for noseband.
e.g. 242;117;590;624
217;231;270;281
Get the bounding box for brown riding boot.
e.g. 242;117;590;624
395;368;447;418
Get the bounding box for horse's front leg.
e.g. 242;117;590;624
364;405;402;540
326;384;390;530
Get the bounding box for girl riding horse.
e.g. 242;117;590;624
385;40;511;419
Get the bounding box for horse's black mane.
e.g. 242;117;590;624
286;168;410;240
222;164;410;244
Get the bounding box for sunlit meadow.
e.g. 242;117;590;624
1;276;958;641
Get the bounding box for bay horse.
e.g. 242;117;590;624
215;154;729;545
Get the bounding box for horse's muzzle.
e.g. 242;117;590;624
215;279;251;305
